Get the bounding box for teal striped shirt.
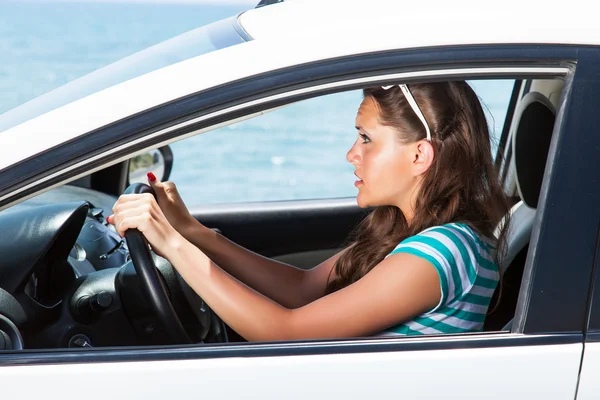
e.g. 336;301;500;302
378;223;498;336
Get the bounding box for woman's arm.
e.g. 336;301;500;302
181;222;345;308
168;239;440;341
109;193;441;341
145;176;343;308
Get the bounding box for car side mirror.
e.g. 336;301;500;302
128;146;174;184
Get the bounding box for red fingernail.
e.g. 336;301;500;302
147;172;156;182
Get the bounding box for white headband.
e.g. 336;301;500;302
381;84;432;141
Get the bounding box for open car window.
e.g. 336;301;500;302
163;80;516;206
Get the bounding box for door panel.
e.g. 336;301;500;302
576;342;600;399
1;342;582;399
190;198;368;261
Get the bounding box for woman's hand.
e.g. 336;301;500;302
146;172;198;236
106;192;184;259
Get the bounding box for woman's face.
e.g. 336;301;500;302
346;97;424;212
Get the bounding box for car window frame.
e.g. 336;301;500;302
0;44;595;366
0;45;575;207
495;80;524;179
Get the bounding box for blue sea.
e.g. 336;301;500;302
0;1;514;206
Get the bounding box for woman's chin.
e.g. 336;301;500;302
356;194;370;208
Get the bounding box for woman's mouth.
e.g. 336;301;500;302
354;173;363;187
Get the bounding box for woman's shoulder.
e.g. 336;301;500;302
388;222;495;260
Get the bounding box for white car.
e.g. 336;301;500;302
1;0;600;398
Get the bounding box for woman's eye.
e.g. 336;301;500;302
359;133;371;143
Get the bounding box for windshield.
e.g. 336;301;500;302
0;16;247;133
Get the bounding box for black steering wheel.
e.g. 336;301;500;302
123;183;192;344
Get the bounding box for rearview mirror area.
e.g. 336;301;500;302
128;146;173;184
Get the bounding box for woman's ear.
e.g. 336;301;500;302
412;140;435;176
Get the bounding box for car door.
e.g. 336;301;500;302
0;45;596;399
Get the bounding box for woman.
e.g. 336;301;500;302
108;81;510;340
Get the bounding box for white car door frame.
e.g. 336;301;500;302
1;45;596;399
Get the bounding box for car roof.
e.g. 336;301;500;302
241;0;600;46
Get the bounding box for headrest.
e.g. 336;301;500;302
512;91;556;209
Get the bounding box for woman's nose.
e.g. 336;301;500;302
346;142;360;165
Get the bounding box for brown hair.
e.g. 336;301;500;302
326;81;510;293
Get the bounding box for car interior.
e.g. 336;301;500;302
0;76;565;351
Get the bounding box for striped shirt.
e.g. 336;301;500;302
378;223;499;336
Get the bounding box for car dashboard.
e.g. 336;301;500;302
0;185;214;350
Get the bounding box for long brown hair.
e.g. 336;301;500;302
326;81;511;293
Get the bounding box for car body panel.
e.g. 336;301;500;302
241;0;600;46
0;341;583;399
578;342;600;399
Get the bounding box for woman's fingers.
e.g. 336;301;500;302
110;207;151;236
149;174;178;205
109;193;159;235
112;193;156;214
112;194;153;215
148;172;179;202
116;214;152;237
106;189;182;259
147;171;159;185
147;171;166;197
